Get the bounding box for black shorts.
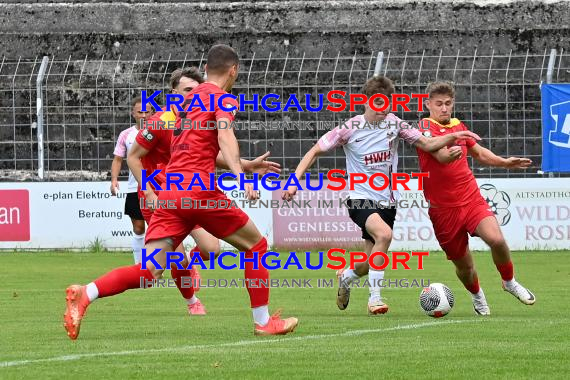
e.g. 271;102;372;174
124;191;144;220
346;198;397;243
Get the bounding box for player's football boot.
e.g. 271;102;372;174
471;289;491;316
254;309;298;336
64;284;90;340
502;280;536;305
188;299;207;315
367;298;389;315
189;266;201;292
336;268;351;310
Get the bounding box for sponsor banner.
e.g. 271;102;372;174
541;84;570;172
272;179;570;250
0;182;272;249
1;179;568;250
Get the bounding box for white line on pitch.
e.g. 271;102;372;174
0;319;481;369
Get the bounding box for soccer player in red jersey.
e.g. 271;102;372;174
128;67;282;316
416;81;535;315
63;45;297;340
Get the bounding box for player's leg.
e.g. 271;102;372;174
63;238;172;340
336;239;373;311
337;199;376;311
337;201;395;314
474;215;535;305
429;207;490;315
362;211;395;315
186;227;222;293
189;227;222;260
126;192;146;264
450;249;489;315
197;201;297;336
171;241;206;315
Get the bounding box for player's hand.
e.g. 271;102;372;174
244;183;259;202
249;151;282;175
110;179;119;196
282;186;298;201
452;131;481;142
144;189;158;212
448;146;463;161
504;157;532;169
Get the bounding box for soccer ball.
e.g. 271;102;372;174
419;283;454;318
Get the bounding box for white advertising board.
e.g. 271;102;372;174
0;179;568;250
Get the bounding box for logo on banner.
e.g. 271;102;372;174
548;100;570;148
480;184;511;226
0;190;31;241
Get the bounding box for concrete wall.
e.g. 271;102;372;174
0;1;568;58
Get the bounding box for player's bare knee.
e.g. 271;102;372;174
369;228;392;246
132;221;145;235
203;240;221;258
150;268;164;279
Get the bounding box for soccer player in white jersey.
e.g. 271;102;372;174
110;97;152;263
282;76;480;315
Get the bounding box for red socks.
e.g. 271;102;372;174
171;266;195;300
465;273;481;294
244;238;270;308
496;261;514;281
94;264;154;298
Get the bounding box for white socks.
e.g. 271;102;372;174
132;233;145;264
341;269;360;285
368;270;385;302
252;305;270;326
186;295;198;305
86;282;99;302
503;278;516;289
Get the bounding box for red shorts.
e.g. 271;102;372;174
138;189;202;232
428;196;495;260
145;189;249;248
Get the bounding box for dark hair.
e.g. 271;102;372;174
426;81;455;99
361;76;395;98
169;67;204;90
206;44;239;75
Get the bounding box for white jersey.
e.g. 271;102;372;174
113;125;139;193
318;113;421;203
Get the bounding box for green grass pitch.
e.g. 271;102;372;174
0;250;568;379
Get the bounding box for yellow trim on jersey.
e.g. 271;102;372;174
160;110;177;128
425;118;461;129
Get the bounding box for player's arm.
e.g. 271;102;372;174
413;130;481;152
429;146;465;164
111;130;129;195
110;155;122;195
217;117;258;200
281;140;330;201
215;151;281;175
468;143;532;169
127;141;150;190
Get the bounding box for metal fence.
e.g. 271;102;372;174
1;49;569;181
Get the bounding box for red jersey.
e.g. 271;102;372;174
416;118;480;207
168;82;239;198
135;109;177;188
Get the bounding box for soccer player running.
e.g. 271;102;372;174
127;67;282;316
282;76;480;315
64;45;297;340
110;97;152;264
416;81;535;315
